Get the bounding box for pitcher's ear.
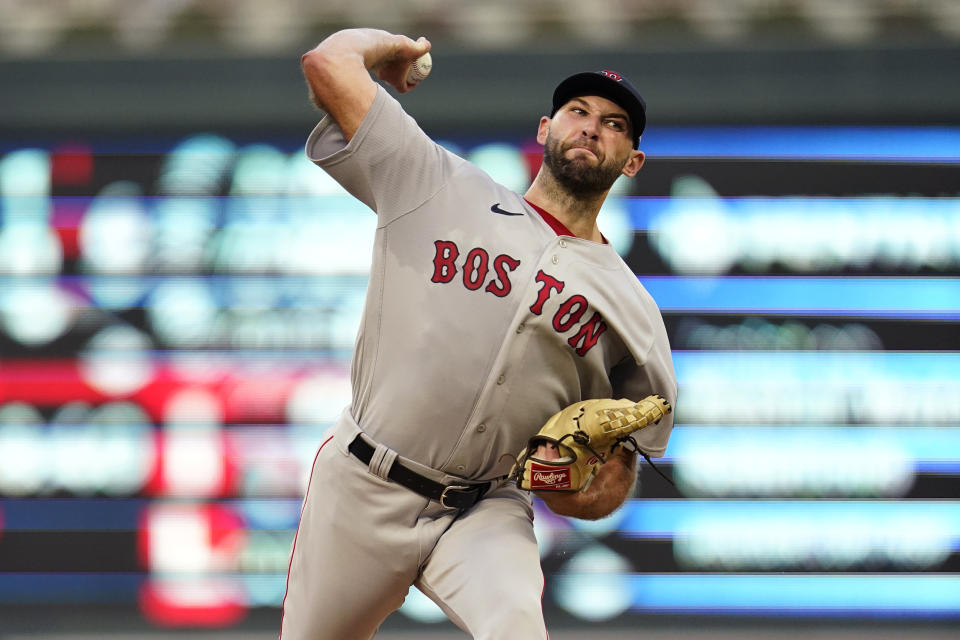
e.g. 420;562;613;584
621;150;645;178
536;116;551;145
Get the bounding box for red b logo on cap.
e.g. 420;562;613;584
600;70;623;82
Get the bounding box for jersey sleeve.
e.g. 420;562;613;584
305;85;460;224
609;302;677;459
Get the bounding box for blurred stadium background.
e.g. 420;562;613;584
1;1;959;638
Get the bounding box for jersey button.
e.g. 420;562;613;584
551;255;559;264
477;423;487;433
516;323;525;333
456;465;466;472
559;239;567;248
496;375;505;385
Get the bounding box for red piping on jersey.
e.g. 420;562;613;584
541;565;550;639
523;198;608;244
279;434;334;639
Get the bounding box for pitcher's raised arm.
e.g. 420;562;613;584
300;28;431;141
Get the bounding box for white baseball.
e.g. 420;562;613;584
406;52;432;84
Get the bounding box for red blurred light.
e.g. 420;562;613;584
137;502;249;627
0;358;316;423
51;198;86;260
139;580;247;628
51;144;94;186
521;141;544;182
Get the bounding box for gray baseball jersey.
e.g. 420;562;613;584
308;85;675;477
280;85;676;639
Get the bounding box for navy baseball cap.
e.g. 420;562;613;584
551;70;647;148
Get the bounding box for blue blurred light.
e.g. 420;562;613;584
616;500;960;540
628;195;960;231
673;350;960;383
627;573;960;616
665;425;960;472
641;276;960;318
0;498;147;530
0;573;142;603
643;126;960;163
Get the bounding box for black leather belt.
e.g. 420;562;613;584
348;435;489;510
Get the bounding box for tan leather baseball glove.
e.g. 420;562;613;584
510;395;672;492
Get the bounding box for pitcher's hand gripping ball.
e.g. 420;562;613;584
405;52;432;85
511;395;672;492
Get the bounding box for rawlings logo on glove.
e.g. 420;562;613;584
510;395;672;492
529;464;572;490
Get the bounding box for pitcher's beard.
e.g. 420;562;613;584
543;138;625;199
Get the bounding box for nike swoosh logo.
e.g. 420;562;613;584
491;203;524;216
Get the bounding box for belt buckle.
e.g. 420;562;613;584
440;484;471;509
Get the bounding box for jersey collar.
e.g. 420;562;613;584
523;198;608;244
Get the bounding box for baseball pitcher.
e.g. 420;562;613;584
280;28;677;640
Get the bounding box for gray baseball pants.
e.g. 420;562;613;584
279;419;549;639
